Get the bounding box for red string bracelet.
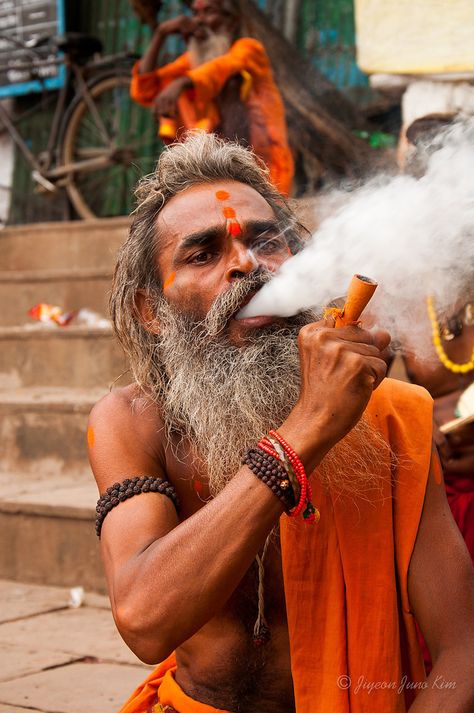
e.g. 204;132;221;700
268;430;319;523
258;431;319;524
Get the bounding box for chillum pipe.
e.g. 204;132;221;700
333;274;378;327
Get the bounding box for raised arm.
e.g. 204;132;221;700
138;16;195;74
408;450;474;712
187;38;267;104
131;17;193;108
88;323;389;664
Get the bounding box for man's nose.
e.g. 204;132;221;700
225;242;259;281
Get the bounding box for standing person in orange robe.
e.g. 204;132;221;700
88;133;474;713
130;0;294;196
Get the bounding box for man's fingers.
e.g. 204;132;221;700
366;355;388;390
305;322;392;352
338;341;385;359
371;328;391;353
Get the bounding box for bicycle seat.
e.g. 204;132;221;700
56;33;103;61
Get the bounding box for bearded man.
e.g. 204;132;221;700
130;0;294;195
88;132;474;713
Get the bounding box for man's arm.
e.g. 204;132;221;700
138;16;194;74
89;388;286;664
89;323;389;664
408;451;474;712
130;17;193;109
186;38;267;104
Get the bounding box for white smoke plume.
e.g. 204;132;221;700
239;121;474;360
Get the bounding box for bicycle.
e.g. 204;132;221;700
0;33;161;220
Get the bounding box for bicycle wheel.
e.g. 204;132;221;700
61;73;162;219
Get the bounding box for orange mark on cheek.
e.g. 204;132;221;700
215;190;230;201
87;426;95;449
228;220;242;237
223;206;236;219
163;272;177;290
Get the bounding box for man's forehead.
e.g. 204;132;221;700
193;0;219;11
156;181;275;250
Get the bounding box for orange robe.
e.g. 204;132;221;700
130;38;294;196
120;378;431;713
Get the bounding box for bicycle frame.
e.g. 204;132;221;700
0;58;71;192
0;53;132;193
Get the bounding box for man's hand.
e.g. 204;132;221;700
138;16;196;74
153;76;192;119
158;15;196;39
280;319;391;472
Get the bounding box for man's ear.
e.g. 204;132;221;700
135;290;161;335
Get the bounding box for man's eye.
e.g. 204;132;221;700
190;251;213;264
252;235;286;253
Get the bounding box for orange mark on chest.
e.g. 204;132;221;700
215;190;230;201
87;426;95;449
223;206;236;219
163;272;177;290
194;480;204;494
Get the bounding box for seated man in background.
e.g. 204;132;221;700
89;133;474;713
130;0;294;195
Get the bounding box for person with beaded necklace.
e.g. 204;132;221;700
398;117;474;568
402;294;474;561
88;133;474;713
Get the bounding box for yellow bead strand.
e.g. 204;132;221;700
427;296;474;374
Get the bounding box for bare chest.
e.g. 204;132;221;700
164;448;294;711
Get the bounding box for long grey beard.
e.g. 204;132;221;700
157;307;305;496
188;30;233;68
152;280;393;499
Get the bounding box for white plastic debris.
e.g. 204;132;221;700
75;308;111;328
68;586;85;608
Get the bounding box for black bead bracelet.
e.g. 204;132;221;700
95;475;179;537
242;447;296;512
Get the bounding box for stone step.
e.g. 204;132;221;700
0;580;149;713
0;325;128;389
1;217;129;272
1;268;112;327
0;479;106;593
0;387;108;477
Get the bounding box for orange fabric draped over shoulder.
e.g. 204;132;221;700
281;378;433;713
130;39;294;196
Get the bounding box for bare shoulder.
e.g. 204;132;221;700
88;384;167;495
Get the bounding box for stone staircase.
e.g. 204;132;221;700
0;218;129;593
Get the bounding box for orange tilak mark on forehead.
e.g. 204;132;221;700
87;426;95;449
215;190;230;201
228;220;242;237
223;206;236;219
163;272;177;290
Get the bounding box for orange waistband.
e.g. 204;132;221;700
156;669;231;713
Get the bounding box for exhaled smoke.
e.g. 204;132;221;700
239;121;474;360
